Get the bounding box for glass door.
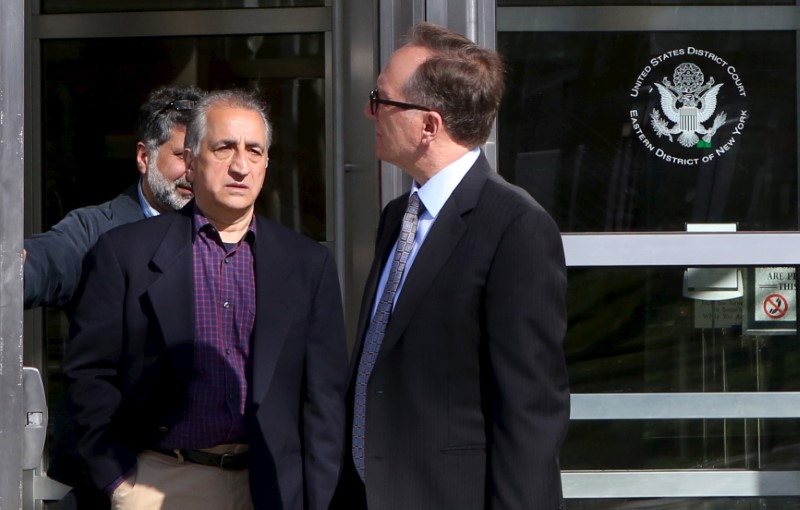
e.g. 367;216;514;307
495;1;800;506
23;2;366;506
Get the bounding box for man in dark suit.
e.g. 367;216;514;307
24;85;204;310
57;89;347;509
333;23;570;509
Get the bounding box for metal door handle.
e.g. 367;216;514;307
23;367;47;471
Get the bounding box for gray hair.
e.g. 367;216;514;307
137;84;205;152
184;89;272;157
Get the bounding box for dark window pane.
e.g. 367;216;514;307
498;31;797;232
42;34;326;240
42;0;322;15
563;418;800;470
567;268;800;393
500;1;791;5
566;498;800;509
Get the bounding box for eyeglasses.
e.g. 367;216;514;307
144;99;196;135
156;99;196;116
369;88;431;115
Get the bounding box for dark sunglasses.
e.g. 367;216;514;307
157;99;196;116
369;88;431;115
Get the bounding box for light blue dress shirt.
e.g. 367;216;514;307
137;178;161;218
370;148;480;318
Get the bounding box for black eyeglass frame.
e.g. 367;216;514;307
369;88;431;115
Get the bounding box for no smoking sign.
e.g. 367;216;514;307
754;267;796;322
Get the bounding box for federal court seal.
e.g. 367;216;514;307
629;47;749;166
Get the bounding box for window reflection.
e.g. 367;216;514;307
497;31;797;232
566;498;800;509
499;0;792;5
42;34;326;240
564;267;800;485
42;0;323;15
564;418;800;470
566;268;800;393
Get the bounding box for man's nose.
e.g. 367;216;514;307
229;149;250;175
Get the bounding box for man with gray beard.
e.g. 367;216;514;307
23;84;205;309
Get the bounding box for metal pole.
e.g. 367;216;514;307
0;0;26;507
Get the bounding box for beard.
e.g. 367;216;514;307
146;156;192;211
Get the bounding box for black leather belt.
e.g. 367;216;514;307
153;447;249;470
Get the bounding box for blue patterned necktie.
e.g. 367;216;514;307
352;192;422;481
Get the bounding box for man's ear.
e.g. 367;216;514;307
135;142;149;176
421;111;444;144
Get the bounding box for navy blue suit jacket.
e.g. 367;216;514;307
335;154;569;510
24;183;143;309
58;204;348;509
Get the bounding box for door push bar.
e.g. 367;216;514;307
23;367;47;471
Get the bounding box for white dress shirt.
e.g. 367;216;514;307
371;148;480;317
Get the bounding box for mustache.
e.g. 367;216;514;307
174;177;192;189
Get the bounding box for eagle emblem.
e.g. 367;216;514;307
650;63;727;148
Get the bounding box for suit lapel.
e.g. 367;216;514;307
378;154;490;356
147;211;195;383
251;217;295;404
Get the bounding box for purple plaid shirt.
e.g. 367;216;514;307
159;206;257;449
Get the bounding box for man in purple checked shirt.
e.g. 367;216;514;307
55;88;347;510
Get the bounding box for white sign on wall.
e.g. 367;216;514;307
695;298;742;329
754;267;796;322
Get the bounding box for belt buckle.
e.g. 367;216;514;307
219;452;236;469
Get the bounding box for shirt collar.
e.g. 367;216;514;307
137;178;161;218
412;148;479;219
192;202;257;243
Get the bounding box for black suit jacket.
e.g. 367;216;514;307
57;204;348;510
334;154;569;510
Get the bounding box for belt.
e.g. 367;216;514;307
153;447;249;470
